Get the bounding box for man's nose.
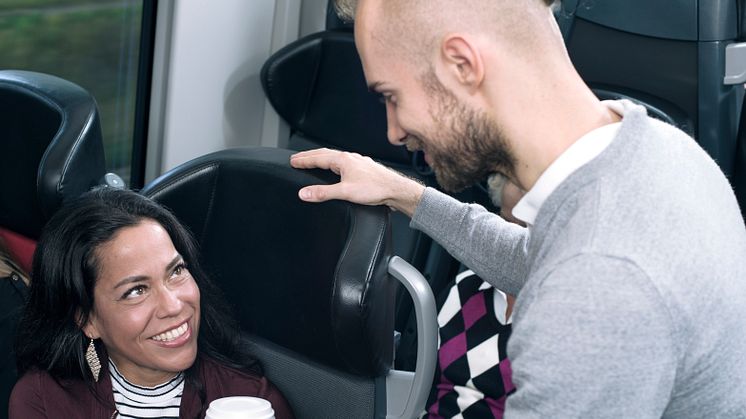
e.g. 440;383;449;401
385;102;407;146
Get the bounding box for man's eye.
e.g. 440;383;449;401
378;94;395;105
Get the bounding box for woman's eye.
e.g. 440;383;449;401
122;285;147;300
171;262;188;278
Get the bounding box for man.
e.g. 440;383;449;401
290;0;746;417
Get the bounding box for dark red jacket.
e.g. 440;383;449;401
9;356;294;419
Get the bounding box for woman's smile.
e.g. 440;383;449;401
149;320;193;348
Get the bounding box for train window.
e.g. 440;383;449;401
0;0;154;187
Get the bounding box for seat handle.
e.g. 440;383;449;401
386;256;438;419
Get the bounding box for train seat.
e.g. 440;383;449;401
259;25;432;267
141;147;437;419
0;70;106;268
557;0;743;176
0;69;106;419
260;3;501;371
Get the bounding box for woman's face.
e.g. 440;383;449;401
83;219;201;386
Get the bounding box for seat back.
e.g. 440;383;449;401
560;0;743;176
0;70;106;248
261;30;414;171
261;15;495;371
141;147;397;418
0;70;106;419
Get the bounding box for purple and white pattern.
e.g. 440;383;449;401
424;270;514;418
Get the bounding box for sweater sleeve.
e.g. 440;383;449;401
505;254;676;418
410;187;530;295
8;371;47;419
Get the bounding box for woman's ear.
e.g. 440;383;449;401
440;33;485;91
77;309;99;339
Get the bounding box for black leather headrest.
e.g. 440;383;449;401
142;147;395;376
261;31;410;166
0;70;106;239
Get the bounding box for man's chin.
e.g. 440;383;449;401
433;170;472;193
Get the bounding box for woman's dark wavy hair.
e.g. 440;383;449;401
15;187;260;395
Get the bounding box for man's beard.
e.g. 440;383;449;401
416;71;517;193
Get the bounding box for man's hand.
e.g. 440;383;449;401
289;148;425;217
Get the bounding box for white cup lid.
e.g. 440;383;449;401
206;396;274;419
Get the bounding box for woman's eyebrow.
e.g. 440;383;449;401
165;254;183;273
112;255;183;289
114;275;148;290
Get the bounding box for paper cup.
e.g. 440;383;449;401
205;396;275;419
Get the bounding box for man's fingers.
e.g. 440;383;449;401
289;148;340;169
298;184;344;203
292;149;383;205
290;147;334;158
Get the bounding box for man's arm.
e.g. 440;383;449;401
506;254;676;418
411;187;529;296
290;148;531;294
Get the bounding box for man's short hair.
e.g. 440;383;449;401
334;0;357;22
334;0;557;22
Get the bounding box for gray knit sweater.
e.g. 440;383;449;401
411;102;746;418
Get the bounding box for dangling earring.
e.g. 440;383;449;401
85;337;101;382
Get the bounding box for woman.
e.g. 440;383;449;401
9;187;294;419
423;174;522;418
1;238;30;419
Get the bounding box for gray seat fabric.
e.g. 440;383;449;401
245;335;377;419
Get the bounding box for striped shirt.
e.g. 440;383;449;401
109;360;184;419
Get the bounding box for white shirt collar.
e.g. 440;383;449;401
512;101;625;226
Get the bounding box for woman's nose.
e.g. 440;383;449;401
156;287;183;318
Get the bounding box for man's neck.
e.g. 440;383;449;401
512;95;621;192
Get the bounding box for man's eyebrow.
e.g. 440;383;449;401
368;81;384;93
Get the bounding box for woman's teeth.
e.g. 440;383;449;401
151;323;188;342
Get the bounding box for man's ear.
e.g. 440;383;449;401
440;34;485;91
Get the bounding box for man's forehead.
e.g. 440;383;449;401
354;0;422;85
354;6;387;67
355;24;404;86
353;0;382;36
